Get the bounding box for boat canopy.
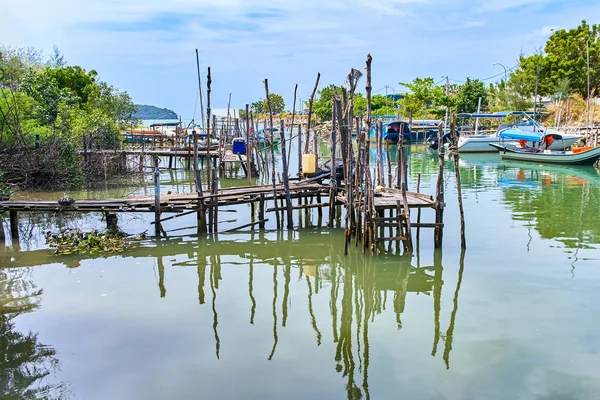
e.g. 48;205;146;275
457;111;537;119
498;128;563;142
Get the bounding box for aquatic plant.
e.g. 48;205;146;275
44;229;146;255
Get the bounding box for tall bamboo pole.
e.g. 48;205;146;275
264;79;281;229
305;73;321;156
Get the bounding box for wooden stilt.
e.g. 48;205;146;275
9;210;18;240
259;194;266;229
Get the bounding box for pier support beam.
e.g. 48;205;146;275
9;210;18;240
105;212;119;232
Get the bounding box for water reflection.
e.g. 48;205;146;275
0;268;68;399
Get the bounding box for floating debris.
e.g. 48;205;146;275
44;229;143;255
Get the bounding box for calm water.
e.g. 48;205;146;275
2;143;600;399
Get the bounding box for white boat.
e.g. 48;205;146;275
455;112;582;153
489;129;600;165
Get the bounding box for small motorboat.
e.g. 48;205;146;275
490;130;600;165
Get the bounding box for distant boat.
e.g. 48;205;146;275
254;128;281;146
489;129;600;165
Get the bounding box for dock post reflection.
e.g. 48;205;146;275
157;255;166;298
209;254;220;359
431;249;443;357
443;249;466;369
197;253;206;304
268;266;278;360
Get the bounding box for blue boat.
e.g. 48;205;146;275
369;121;411;144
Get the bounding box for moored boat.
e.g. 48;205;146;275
490;129;600;165
456;112;582;153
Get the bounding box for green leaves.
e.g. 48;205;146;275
44;228;142;255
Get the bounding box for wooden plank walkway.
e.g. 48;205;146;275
338;188;437;210
0;181;328;214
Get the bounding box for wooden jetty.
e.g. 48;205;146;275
0;53;462;256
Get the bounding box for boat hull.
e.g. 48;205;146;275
490;144;600;165
458;135;581;153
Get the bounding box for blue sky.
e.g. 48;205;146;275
3;0;599;119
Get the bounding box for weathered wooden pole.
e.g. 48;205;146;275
279;119;294;229
449;113;466;249
398;138;413;252
245;104;251;185
305;73;321;156
365;54;373;147
434;123;445;248
153;156;161;236
206;67;213;194
297;124;303;178
329;96;339;228
264;79;281;229
287;84;298;169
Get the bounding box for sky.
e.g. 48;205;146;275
2;0;599;120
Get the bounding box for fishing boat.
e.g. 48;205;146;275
184;132;219;149
369;121;411;144
489;130;600;165
456;112;582;153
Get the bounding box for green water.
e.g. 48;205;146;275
2;145;600;399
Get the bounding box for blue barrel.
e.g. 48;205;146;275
232;138;247;155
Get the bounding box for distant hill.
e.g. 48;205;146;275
133;104;178;120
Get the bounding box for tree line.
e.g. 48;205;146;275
243;20;598;123
0;46;138;188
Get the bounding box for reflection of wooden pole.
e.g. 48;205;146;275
443;249;465;369
306;275;322;345
431;249;443;357
197;256;206;304
157;255;166;298
329;97;338;228
210;260;220;359
282;265;291;327
268;267;279;360
249;259;256;324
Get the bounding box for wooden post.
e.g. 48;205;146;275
279;119;294;229
245;104;251;185
385;140;392;188
206;67;212;194
259;194;266;229
287;84;298;170
297;124;303;178
305;73;321;156
434;123;445;248
449;113;466;249
9;210;18;240
329;96;338;228
264;79;280;229
153;156;161;236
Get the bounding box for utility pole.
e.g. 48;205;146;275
533;62;539;129
195;49;206;130
587;38;591;131
444;76;449;129
493;63;509;106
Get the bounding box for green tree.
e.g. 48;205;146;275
398;77;445;117
263;93;285;114
250;100;264;114
313;84;340;120
454;78;488;113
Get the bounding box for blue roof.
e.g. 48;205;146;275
498;128;543;142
